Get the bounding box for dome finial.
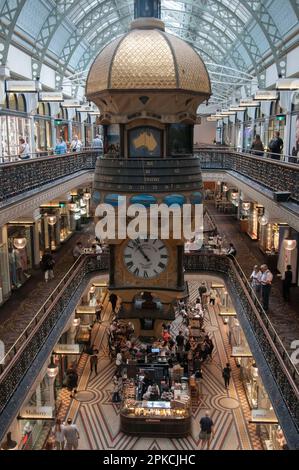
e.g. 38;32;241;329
134;0;161;19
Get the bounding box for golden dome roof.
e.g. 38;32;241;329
86;19;211;98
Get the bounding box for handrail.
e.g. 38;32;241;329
196;148;299;202
0;255;83;370
0;150;99;205
195;145;299;165
231;255;299;383
0;147;101;164
184;253;299;434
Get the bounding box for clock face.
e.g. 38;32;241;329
123;239;169;279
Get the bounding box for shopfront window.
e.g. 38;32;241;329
266;102;285;150
72;112;82;141
34;103;52;152
55;106;69;144
0;93;30;160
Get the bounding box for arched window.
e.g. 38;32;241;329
7;93;18;110
45;103;51;116
37;102;45;115
17;94;26;112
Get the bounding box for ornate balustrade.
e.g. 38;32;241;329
0;151;99;205
197;149;299;202
0;254;109;416
0;251;298;442
185;253;299;435
1;149;299;206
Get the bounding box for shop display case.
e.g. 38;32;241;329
120;399;191;437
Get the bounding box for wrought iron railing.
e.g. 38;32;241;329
185;252;299;432
0;251;298;437
1;149;299;206
0;150;99;205
0;254;109;415
197;149;299;202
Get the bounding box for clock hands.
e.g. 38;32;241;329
133;239;150;263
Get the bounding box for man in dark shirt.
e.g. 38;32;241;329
269;131;283;160
198;282;207;303
222;363;232;389
199;411;214;450
109;293;118;314
176;331;185;361
283;265;293;302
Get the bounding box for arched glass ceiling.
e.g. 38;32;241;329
0;0;299;104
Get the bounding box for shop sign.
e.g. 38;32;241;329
231;346;252;357
251;409;278;424
19;406;53;420
39;92;63;102
53;344;80;355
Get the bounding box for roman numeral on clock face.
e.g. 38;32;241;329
124;239;169;279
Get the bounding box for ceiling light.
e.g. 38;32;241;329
254;90;278;101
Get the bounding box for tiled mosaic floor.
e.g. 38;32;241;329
66;277;263;450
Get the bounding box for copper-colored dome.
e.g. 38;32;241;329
86;19;211;99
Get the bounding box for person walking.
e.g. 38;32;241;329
109;292;118;314
283;265;293;302
67;367;78;398
95;300;102;323
198;282;207;304
199;411;215;450
51;419;65;450
222;363;232;389
63;418;80;450
250;134;264;157
260;264;273;311
90;348;99;376
268;131;283;160
209;289;216;306
41;250;55;282
250;265;262;296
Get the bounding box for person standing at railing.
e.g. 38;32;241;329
268;131;283;160
19;138;30;160
54;137;67;155
250;134;264;157
260;264;273;312
71;135;82;152
92;134;103;153
250;265;262;296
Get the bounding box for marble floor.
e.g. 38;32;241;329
67;276;263;451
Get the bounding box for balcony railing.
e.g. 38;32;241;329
185;253;299;435
0;150;99;205
0;252;298;444
1;149;299;206
197;149;299;202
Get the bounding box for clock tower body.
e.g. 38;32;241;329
86;0;211;334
